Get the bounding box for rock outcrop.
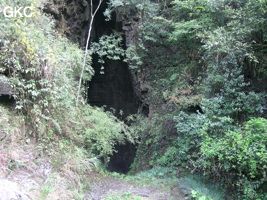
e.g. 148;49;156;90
0;75;13;95
0;179;31;200
41;0;91;45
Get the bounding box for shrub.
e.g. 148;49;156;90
78;106;138;159
157;112;206;168
200;118;267;199
0;0;92;137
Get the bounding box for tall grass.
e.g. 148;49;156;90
179;174;225;200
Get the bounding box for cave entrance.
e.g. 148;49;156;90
106;142;137;174
87;1;139;174
0;95;15;106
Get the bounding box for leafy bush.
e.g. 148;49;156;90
158;111;233;168
0;0;91;137
200;118;267;199
78;106;138;158
157;112;206;168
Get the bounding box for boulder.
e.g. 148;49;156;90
0;179;31;200
0;75;13;95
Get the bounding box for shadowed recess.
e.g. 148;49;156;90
87;1;139;174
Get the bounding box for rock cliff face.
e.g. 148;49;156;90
87;3;140;118
42;0;143;118
86;2;140;173
0;179;30;200
41;0;91;45
0;75;13;95
87;58;139;118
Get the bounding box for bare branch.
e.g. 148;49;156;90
76;0;104;106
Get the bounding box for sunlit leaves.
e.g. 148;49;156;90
91;33;125;64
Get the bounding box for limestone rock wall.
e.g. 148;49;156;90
41;0;90;45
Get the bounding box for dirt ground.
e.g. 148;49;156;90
87;172;186;200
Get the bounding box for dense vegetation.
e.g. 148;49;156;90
107;0;267;199
0;0;137;165
0;0;266;199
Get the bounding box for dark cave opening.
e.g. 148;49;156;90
106;142;137;174
0;95;15;107
87;1;139;174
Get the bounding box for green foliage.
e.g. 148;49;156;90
0;106;11;132
0;0;93;137
169;105;265;197
200;118;267;199
105;192;142;200
91;33;125;65
126;166;178;186
191;190;213;200
163;71;203;108
78;106;138;158
179;175;225;200
0;0;138;164
129;113;180;171
158;112;206;167
1;0;266;198
125;1;267;199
